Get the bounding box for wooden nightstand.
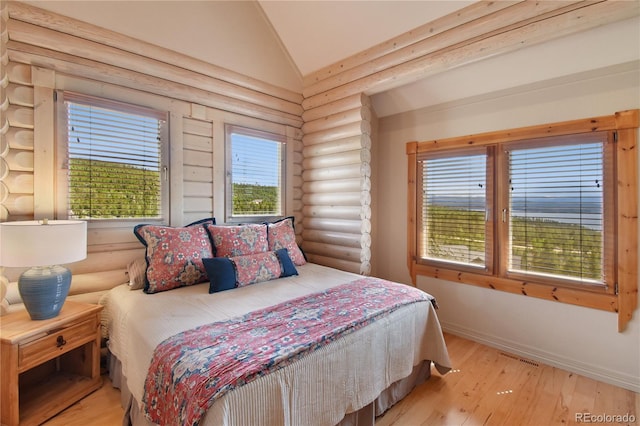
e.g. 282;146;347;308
0;301;103;426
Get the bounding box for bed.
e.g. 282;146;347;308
100;218;451;426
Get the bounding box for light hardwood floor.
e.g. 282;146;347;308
44;333;639;426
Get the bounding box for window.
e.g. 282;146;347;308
407;110;638;331
225;125;286;222
418;147;493;272
60;92;168;221
504;134;614;287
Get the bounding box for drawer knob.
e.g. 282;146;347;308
56;335;67;348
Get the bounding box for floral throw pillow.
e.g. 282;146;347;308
267;217;306;266
134;219;215;294
204;248;298;293
206;224;268;257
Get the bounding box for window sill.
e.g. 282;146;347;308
410;261;617;313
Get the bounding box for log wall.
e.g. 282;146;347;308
2;63;33;222
301;94;372;274
1;0;8;314
0;3;304;304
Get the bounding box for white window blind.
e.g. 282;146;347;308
418;149;490;269
226;125;285;220
64;93;167;220
507;136;606;284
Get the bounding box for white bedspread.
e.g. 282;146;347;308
103;263;451;426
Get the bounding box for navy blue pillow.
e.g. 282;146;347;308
275;248;298;277
203;257;237;294
204;249;298;294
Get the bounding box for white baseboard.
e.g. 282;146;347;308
441;321;640;393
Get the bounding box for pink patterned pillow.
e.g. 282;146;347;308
206;224;268;257
233;251;282;287
134;221;214;294
267;217;306;266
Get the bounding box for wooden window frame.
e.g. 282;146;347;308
499;133;616;292
416;146;495;275
407;110;638;332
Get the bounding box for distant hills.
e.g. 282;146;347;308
428;196;602;215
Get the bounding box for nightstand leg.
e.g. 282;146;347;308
1;342;20;426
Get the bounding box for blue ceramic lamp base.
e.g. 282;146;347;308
18;266;71;320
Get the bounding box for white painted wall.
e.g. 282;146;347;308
375;53;640;390
21;0;302;92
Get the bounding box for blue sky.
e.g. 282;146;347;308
230;133;281;187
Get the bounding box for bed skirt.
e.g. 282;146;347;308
108;352;432;426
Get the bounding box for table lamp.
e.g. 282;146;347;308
0;219;87;320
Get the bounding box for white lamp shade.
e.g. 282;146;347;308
0;220;87;267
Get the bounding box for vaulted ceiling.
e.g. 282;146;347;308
257;1;473;77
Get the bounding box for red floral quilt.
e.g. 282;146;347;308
142;277;432;426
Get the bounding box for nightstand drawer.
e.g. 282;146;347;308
18;318;96;372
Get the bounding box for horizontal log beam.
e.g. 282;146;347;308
0;181;6;203
302;121;371;145
304;253;361;275
8;19;302;117
301;163;362;182
302;106;370;134
302;191;361;206
3;149;33;171
2;171;32;194
8;1;302;105
303;1;587;97
6;83;33;106
6;62;30;84
6;105;33;128
303;241;361;262
2;192;33;216
303;217;361;234
302;205;361;221
302;229;362;248
8;45;302;128
302;135;367;158
0;158;7;181
86;227;140;247
302;149;364;170
303;0;519;87
302;0;639;110
302;93;370;122
302;178;361;194
67;270;128;295
5;127;33;150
